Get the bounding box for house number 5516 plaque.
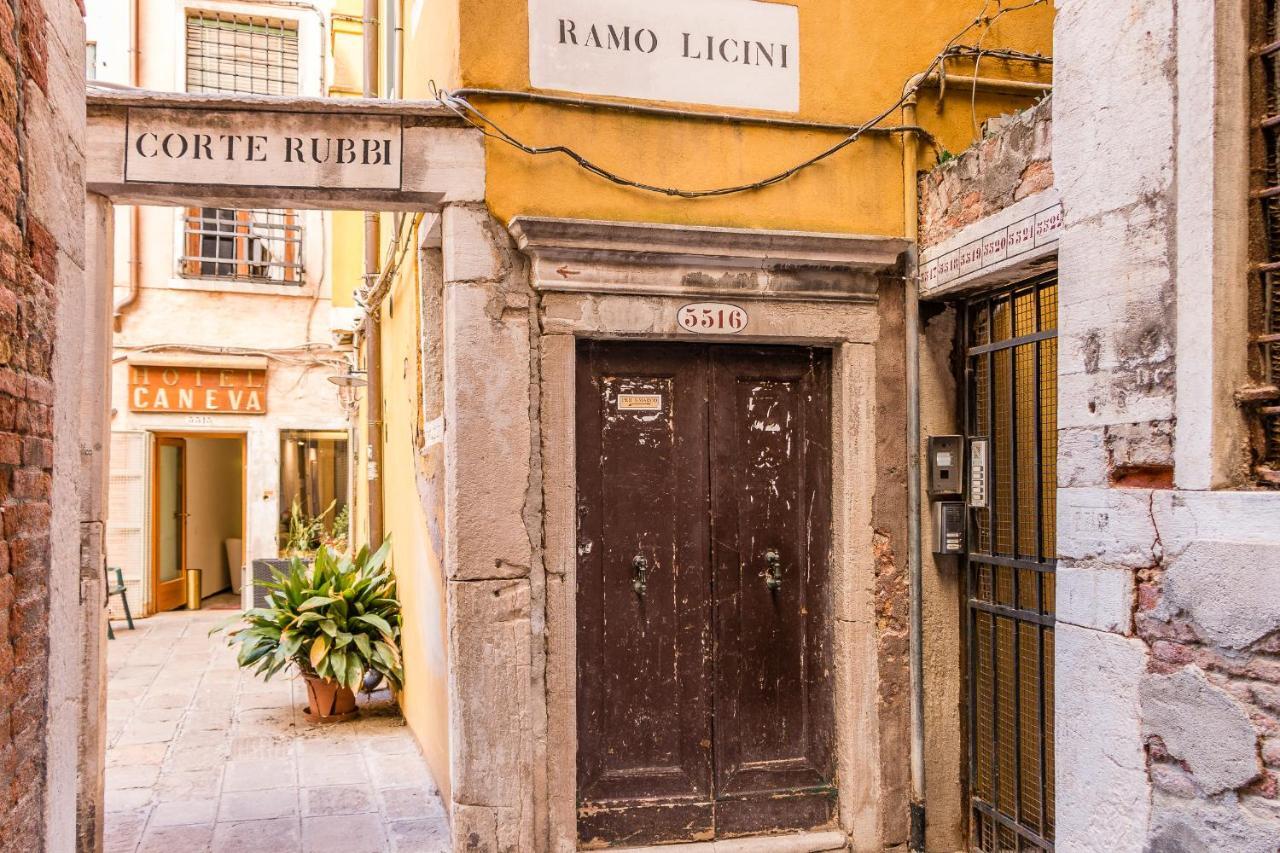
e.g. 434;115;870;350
677;302;748;334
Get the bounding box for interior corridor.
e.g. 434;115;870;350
102;610;449;853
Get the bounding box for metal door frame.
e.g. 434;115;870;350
960;274;1057;852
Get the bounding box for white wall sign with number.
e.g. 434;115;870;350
528;0;800;113
677;302;748;335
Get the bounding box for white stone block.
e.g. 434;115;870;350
1057;205;1175;430
1057;564;1134;634
1058;426;1108;488
443;206;506;283
1057;487;1160;569
403;127;485;203
1054;0;1175;223
1055;623;1151;853
443;281;533;579
448;579;532;809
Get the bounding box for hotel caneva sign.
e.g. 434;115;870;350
528;0;800;112
129;365;268;415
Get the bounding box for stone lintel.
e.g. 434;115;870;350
509;216;907;302
918;187;1061;301
85;90;483;210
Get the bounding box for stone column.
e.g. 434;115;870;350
77;193;115;852
441;203;541;852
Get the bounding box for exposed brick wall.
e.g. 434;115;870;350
0;0;57;844
1138;563;1280;806
918;97;1053;251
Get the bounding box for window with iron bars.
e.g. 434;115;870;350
1250;2;1280;483
181;13;303;284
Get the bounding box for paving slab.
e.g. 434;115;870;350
104;609;450;852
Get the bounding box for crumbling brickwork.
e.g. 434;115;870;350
918;96;1053;251
0;0;69;844
1135;534;1280;848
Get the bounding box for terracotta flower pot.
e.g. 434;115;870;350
302;674;359;724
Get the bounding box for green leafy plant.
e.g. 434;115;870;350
321;504;351;554
222;540;403;692
280;497;337;557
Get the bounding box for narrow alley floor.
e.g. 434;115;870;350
103;609;450;853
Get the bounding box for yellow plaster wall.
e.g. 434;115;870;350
412;0;1054;233
375;235;453;801
403;0;462;97
330;211;363;308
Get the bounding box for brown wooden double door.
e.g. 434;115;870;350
575;341;835;848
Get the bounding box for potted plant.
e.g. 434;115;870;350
222;540;403;723
252;499;345;610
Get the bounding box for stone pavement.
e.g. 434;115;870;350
103;609;450;853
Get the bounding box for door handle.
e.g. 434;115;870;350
763;549;783;592
631;555;648;597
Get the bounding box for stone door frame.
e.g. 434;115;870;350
511;217;908;851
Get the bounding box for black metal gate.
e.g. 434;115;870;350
963;275;1057;852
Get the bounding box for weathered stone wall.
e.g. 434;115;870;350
1053;1;1278;850
915;2;1279;849
918;97;1053;252
440;203;540;853
0;0;87;846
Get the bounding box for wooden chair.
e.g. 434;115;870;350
107;567;134;640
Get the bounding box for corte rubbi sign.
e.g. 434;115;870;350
123;109;403;190
129;364;268;415
528;0;800;113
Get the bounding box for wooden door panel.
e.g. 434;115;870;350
576;342;714;845
709;348;835;815
576;342;834;846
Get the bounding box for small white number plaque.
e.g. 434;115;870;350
677;302;748;335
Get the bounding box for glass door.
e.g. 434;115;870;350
152;437;188;612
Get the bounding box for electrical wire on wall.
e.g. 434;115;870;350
113;343;347;372
353;211;424;311
432;0;1050;199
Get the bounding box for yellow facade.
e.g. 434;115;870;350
373;243;454;802
399;0;1053;233
352;0;1055;830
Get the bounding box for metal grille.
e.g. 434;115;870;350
183;13;302;282
185;12;299;95
180;208;303;283
965;275;1057;852
1251;2;1280;478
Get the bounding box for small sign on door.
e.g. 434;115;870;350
618;393;662;411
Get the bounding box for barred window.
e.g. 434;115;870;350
182;208;303;283
185;13;299;96
182;13;303;283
